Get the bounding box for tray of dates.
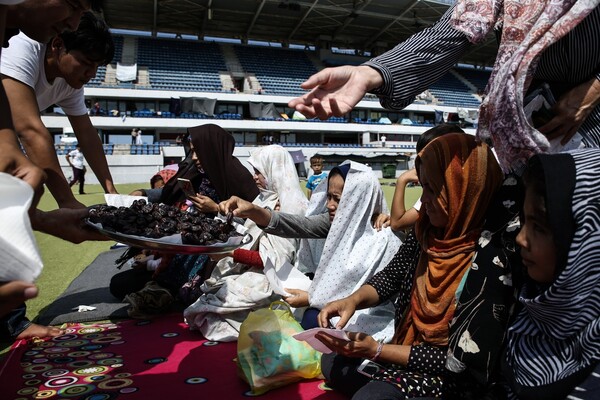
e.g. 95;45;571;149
86;200;252;254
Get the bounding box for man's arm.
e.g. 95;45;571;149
69;114;117;194
365;4;471;110
2;75;84;208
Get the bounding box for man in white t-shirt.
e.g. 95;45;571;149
66;144;86;194
1;10;117;209
0;0;110;341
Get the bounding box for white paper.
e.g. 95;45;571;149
0;173;43;282
293;327;350;354
104;194;148;207
263;257;312;296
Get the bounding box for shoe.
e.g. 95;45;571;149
79;192;86;195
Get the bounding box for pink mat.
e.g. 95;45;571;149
0;313;346;399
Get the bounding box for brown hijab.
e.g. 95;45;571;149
159;124;259;205
396;133;503;346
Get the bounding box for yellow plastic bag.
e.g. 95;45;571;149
237;301;322;395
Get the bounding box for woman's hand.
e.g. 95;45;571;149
315;331;379;359
318;296;358;329
219;196;272;226
189;194;219;213
283;288;309;307
288;65;384;120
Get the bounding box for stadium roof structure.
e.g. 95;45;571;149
101;0;498;67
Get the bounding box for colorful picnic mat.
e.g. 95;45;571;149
0;313;345;399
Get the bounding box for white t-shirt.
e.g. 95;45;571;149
0;32;88;116
68;149;84;169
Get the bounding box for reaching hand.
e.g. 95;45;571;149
315;330;378;359
318;296;358;330
32;208;110;243
219;196;252;217
283;288;309;308
288;65;384;120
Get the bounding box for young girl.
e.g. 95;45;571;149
504;149;600;399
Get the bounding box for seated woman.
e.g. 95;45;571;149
110;124;259;309
184;144;309;341
221;161;401;341
503;149;600;399
312;133;504;399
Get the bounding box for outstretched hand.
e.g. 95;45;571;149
288;65;384;120
318;296;358;330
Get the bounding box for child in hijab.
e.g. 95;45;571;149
503;149;600;400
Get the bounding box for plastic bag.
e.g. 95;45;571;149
237;301;321;395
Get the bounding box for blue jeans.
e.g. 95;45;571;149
0;303;31;339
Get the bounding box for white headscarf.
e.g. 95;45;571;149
247;145;308;215
185;146;308;341
308;161;401;340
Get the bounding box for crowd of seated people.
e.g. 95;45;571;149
3;2;599;400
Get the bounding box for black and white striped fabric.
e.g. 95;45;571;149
506;148;600;389
364;4;600;147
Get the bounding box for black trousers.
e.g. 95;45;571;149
69;166;85;194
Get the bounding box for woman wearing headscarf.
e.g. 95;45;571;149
110;124;258;310
184;145;308;341
221;161;402;341
314;134;504;399
504;149;600;399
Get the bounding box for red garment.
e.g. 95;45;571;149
233;249;263;268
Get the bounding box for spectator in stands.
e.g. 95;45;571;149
389;124;465;232
184;145;309;341
380;134;386;147
288;1;600;173
1;11;117;209
66;144;86;194
314;133;505;399
135;128;143;145
305;155;327;199
131;128;137;145
0;0;108;336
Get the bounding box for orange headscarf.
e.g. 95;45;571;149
396;133;503;346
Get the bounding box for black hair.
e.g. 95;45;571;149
523;154;576;276
90;0;104;12
150;174;164;189
416;123;465;153
59;11;114;65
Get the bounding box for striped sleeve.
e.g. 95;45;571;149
363;5;471;110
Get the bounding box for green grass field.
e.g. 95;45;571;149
1;180;421;355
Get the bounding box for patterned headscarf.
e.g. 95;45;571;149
397;133;503;346
451;0;599;172
506;149;600;389
308;161;400;341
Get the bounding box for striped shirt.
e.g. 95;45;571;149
364;5;600;146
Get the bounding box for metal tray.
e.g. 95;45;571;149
85;219;252;255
